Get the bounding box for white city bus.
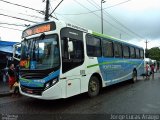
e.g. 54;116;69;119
14;19;144;100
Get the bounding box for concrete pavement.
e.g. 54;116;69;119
0;81;12;97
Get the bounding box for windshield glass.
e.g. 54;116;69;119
20;34;60;70
21;38;32;60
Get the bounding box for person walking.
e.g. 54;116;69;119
151;64;155;79
157;62;159;72
145;62;150;80
8;63;16;93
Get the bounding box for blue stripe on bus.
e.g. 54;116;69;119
20;69;60;88
97;57;144;82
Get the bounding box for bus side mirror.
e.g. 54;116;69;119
13;42;21;61
68;41;73;53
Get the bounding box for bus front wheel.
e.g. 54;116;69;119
88;76;100;97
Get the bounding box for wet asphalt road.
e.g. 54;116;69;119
0;73;160;119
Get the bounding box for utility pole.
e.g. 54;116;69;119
101;0;105;34
145;40;149;58
145;40;149;50
44;0;50;21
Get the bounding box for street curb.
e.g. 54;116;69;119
0;92;12;97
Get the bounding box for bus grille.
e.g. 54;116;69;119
21;85;44;95
20;72;47;79
20;68;55;79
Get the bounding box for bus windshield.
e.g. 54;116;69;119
20;34;60;70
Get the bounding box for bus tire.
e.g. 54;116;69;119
88;76;100;97
132;70;137;83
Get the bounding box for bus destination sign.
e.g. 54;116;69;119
22;22;56;38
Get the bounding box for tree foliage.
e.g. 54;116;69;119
146;47;160;61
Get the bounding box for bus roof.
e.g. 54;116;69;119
92;31;143;49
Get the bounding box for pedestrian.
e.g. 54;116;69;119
8;63;16;93
145;62;150;80
151;64;155;79
157;62;159;72
13;65;20;96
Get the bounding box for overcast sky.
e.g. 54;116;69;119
0;0;160;49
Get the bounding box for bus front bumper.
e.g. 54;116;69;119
19;82;63;100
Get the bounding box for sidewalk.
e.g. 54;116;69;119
0;81;12;97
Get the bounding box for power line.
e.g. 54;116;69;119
0;22;25;27
18;12;43;20
0;25;23;31
91;0;132;9
49;0;63;17
0;0;44;14
49;2;59;20
104;12;144;39
0;8;43;20
47;0;63;20
86;0;99;9
73;0;133;38
0;0;59;20
87;0;144;39
56;1;139;38
104;0;132;9
55;0;132;15
57;14;81;26
0;13;38;23
88;0;139;38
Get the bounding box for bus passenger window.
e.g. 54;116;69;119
130;47;135;58
136;48;140;58
123;45;130;58
114;42;122;58
102;40;113;57
86;35;101;57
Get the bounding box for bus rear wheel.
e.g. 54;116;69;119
88;76;100;97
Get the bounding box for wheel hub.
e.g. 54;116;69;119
90;81;97;92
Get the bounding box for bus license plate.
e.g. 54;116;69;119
27;90;33;94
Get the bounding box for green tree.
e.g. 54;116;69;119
147;47;160;61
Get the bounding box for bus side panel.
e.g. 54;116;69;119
97;57;144;85
60;65;85;98
66;78;80;97
136;59;144;76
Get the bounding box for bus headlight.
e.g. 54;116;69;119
52;79;57;85
45;83;50;89
44;78;58;90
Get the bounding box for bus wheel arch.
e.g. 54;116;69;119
132;68;137;83
88;73;102;97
